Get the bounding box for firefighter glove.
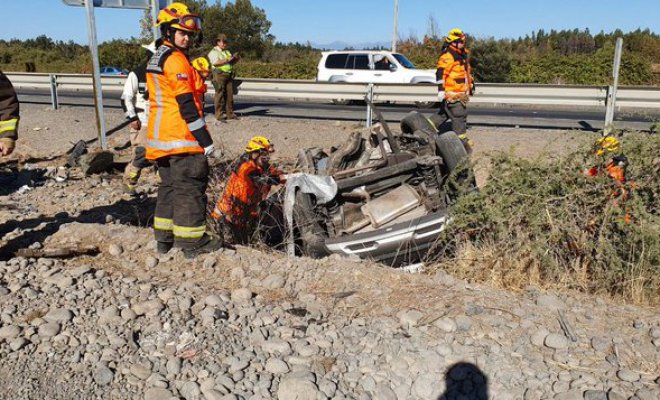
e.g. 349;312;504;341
203;144;215;157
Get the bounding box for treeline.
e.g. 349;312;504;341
1;19;658;85
400;28;660;85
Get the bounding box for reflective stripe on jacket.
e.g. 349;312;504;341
0;71;19;141
145;42;204;160
436;45;472;98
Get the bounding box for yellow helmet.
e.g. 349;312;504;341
191;57;210;74
595;136;621;156
446;28;466;43
156;2;202;33
246;136;274;153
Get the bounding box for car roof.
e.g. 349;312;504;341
321;50;400;55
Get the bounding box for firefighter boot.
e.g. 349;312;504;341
123;164;142;194
157;241;174;255
183;235;225;259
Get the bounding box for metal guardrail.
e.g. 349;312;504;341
7;72;660;112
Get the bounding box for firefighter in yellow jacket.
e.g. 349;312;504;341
146;2;222;258
0;71;19;157
436;28;474;141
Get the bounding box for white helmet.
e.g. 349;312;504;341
141;41;157;54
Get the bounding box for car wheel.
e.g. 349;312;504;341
435;131;468;171
400;111;435;134
435;131;477;197
292;191;330;258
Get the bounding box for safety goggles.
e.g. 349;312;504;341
175;14;202;32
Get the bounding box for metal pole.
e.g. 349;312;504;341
604;37;623;136
151;0;161;40
84;0;107;150
366;84;374;128
392;0;399;52
49;74;59;110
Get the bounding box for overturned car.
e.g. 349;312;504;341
260;109;476;267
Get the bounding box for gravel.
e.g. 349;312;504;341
0;104;655;400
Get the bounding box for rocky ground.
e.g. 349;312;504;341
0;104;657;399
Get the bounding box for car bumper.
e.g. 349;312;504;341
324;210;451;266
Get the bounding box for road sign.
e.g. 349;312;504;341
62;0;168;9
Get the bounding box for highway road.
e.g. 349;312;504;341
16;87;659;132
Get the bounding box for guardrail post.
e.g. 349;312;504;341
49;74;59;110
604;37;623;135
366;83;374;128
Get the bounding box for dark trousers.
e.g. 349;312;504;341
213;71;234;119
441;100;468;134
154;154;209;249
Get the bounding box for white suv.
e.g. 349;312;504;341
317;50;436;105
317;50;436;84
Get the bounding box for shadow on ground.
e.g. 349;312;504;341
0;196;155;261
438;362;489;400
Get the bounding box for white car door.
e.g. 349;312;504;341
369;54;401;83
344;53;374;83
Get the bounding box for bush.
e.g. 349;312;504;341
429;133;660;305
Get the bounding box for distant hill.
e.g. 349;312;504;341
311;40;391;51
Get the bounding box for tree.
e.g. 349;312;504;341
471;38;512;83
140;0;273;59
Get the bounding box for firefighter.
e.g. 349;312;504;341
121;42;156;193
146;2;223;258
586;136;628;184
0;71;19;157
211;136;285;244
191;57;210;106
208;34;240;121
436;28;474;146
586;136;632;222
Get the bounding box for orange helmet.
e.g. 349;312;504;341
155;2;202;33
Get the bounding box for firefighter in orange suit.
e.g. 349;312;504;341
586;136;632;223
436;28;474;141
0;71;19;157
191;57;210;106
211;136;285;244
146;2;222;258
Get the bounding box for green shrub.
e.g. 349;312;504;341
429;133;660;305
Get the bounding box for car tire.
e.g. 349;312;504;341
435;131;468;171
292;191;330;258
435;130;477;196
400;111;435;134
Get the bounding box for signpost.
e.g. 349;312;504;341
62;0;170;149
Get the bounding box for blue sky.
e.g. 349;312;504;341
3;0;658;45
